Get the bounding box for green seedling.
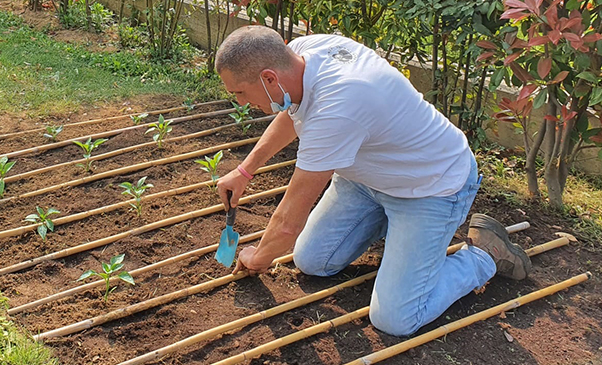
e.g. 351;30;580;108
119;176;154;216
43;124;63;142
145;115;172;148
23;206;60;242
77;254;135;302
130;112;149;125
228;102;252;135
195;150;223;192
0;156;16;198
182;98;194;111
73;137;108;172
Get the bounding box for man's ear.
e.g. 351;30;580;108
260;69;278;85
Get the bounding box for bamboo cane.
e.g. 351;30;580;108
0;186;288;275
8;230;266;316
0;108;236;159
33;254;295;341
214;272;590;365
344;272;591;365
0;100;228;140
118;272;378;365
121;228;561;365
3;116;275;184
0;137;260;203
0;160;295;239
214;306;371;365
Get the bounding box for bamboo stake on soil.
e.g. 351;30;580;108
214;306;371;365
0;137;260;203
119;223;538;365
0;160;294;239
0;108;236;159
0;185;288;275
0;100;228;140
34;254;295;341
214;272;590;365
118;272;379;365
3;116;275;183
344;272;591;365
7;230;266;316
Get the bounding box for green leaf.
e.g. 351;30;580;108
36;206;44;216
472;22;492;37
576;71;598;83
589;87;602;106
24;214;39;222
576;113;589;134
118;271;135;285
112;263;124;272
489;68;505;91
533;88;548;109
37;224;47;240
110;254;125;266
102;262;111;274
47;208;60;215
575;53;591;70
0;180;4;197
46;219;54;232
77;270;97;281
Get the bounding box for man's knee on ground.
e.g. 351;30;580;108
369;305;421;337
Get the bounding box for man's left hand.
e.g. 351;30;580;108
232;246;272;275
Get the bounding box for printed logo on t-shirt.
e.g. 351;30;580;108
328;46;357;64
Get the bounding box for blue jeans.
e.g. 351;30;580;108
293;157;496;336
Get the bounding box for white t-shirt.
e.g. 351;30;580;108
287;34;472;198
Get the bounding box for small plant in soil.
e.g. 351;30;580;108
182;98;194;111
43;124;63;142
119;176;154;216
23;206;60;242
77;254;135;302
145;114;172;148
229;101;252;135
73;137;108;172
130;112;149;125
195;150;223;192
0;156;16;198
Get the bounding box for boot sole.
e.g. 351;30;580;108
470;214;532;280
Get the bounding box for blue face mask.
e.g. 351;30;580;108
260;77;292;113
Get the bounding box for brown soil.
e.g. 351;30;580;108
1;7;601;365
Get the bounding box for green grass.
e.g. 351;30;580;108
0;295;59;365
0;11;226;118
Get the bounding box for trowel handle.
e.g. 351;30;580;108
226;190;237;226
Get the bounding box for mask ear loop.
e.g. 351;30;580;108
260;77;276;104
260;74;288;105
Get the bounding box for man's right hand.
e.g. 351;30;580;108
217;167;251;208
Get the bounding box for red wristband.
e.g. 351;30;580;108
237;165;254;180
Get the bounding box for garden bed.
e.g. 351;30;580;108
1;99;601;365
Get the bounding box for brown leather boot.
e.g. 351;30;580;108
468;214;532;280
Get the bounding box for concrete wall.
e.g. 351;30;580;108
100;0;602;175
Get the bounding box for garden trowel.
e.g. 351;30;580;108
215;191;239;267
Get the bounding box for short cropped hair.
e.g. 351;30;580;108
215;26;294;83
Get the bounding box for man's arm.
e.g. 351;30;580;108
217;111;298;207
233;167;334;274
